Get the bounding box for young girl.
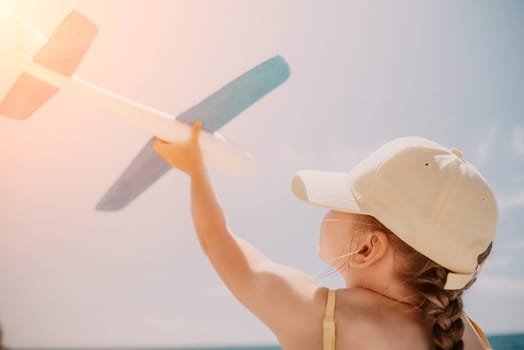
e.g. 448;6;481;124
153;121;496;350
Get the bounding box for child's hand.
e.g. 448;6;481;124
153;121;204;176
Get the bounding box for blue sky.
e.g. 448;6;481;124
0;0;523;348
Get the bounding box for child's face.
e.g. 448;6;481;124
318;210;367;269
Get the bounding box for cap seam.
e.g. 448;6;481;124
429;158;463;272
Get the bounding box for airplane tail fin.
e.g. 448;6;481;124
0;11;98;120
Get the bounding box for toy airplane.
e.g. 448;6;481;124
0;11;290;211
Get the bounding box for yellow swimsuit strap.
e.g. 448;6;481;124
323;289;336;350
467;316;493;350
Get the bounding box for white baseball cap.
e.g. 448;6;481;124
291;136;498;290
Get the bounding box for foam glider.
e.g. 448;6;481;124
0;11;290;210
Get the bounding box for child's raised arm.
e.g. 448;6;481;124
153;122;325;340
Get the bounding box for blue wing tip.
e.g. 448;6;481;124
271;55;291;80
95;201;123;212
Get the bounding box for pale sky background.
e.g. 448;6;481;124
0;0;523;348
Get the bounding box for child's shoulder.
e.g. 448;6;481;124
332;288;432;350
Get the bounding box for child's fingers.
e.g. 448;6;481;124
192;121;202;141
153;138;169;153
154;137;169;145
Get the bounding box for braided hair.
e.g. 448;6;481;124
359;215;492;350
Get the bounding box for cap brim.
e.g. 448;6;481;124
291;169;365;214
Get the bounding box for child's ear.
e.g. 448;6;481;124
349;231;389;268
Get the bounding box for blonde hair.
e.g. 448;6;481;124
357;215;492;350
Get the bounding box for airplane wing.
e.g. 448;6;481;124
0;11;97;120
96;55;290;211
